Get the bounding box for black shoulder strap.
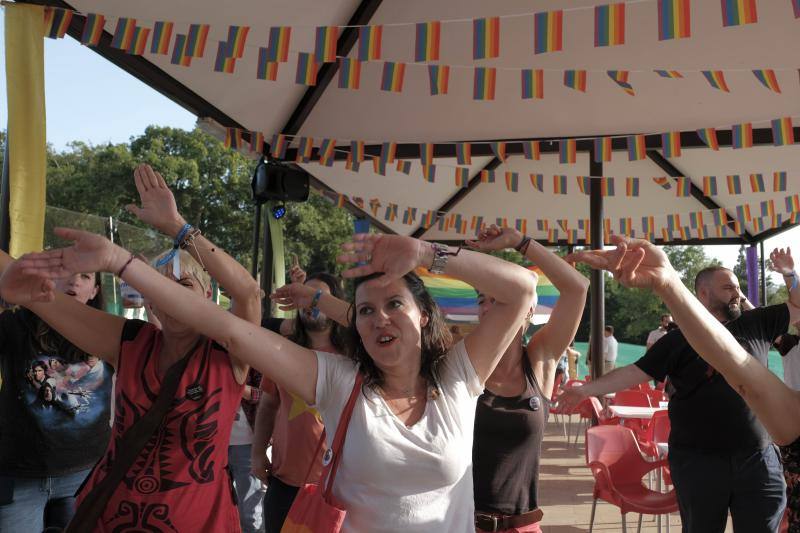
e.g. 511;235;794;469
65;338;206;532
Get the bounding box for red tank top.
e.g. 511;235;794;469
76;320;244;532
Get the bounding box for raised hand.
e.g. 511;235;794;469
769;247;795;276
337;233;427;286
270;282;316;312
0;256;56;305
288;253;306;285
18;228;127;279
465;224;524;252
125;164;186;238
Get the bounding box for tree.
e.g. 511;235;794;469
733;245;749;296
664;245;722;293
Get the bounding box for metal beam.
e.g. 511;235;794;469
589;150;605;381
410;158;501;239
435;236;747;247
750;217;799;242
646;149;754;243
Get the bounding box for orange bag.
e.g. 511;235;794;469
281;373;363;533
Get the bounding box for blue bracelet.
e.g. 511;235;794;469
310;289;323;319
788;271;799;291
155;223;193;268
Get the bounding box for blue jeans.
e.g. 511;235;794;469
0;468;91;532
229;444;266;533
669;445;786;533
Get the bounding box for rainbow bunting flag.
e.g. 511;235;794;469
771;117;794;146
536;219;549;231
689;211;703;228
373;157;387;176
224;128;242;150
402;207;417;225
661;131;681;157
786;194;800;212
703;176;718;196
697;127;719;150
626;177;640;197
760;199;775;218
563;70;587;92
110;18;137;50
490;142;507;161
345;152;361;172
727;174;742;194
547;229;559;243
473;67;497;100
593;137;612;162
619;217;633;235
521;69;544;99
554;175;568;194
248;131;264;154
577;176;592;194
295;53;318;86
534;10;563;54
732;123;753;149
702;70;730;92
627;135;646;161
81;14;106;46
358;25;382;61
473;17;500;59
296;137;314;163
654;69;684;78
336;194;348;208
150;22;173;54
456;143;471;165
266;27;291;62
171;34;192;67
455;167;470;188
661;228;672;242
380;142;397;164
419;143;434;167
595;4;626;46
472;216;485;232
225;25;249;58
735;204;751;223
422;165;437;183
711;208;727;227
523;141;541;160
415;21;441;62
368;199;381;217
338;58;361;89
256;49;280;81
421;210;436;229
396;160;412;174
270;134;288;159
186;24;210;57
214;43;237;74
678;226;690;241
350;140;365;163
317;139;336;166
314;26;338;63
752;69;781;93
653;176;672;189
505;172;520;192
607;70;634;95
531;174;544;192
480;170;496;183
559;139;577;164
428;65;450;95
381;62;405;92
658;0;691;40
384;204;398;222
567;230;579;245
721;0;758;26
641;216;655;235
675;177;691;196
44;8;72;39
127;27;151;56
515;219;528;234
774;171;787;192
496;217;510;229
666;214;681;231
750;173;766;192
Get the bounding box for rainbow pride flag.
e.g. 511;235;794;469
480;170;496;183
150;21;173;54
358;25;382;61
774;171;787;192
110;17;136;50
490;142;507;161
455;167;470;188
381;61;405;92
127;27;150;56
619;217;633;236
661;131;681;157
530;174;544;191
214;42;236;74
675;177;691;197
593;137;612;162
577;176;591;194
523;141;541;160
595;3;625;47
380;142;397;164
266;27;291;62
402;207;417;225
224;128;242;150
396;160;412;175
702;70;730;92
753;69;781;93
415;22;441;61
627;135;646;161
295;52;318;85
505;172;519;192
44;8;72;39
170;34;192;67
732;123;753;149
534;10;563;53
250;131;265;154
473;17;500;59
345;153;361;173
270;134;288;159
607;70;634;95
350;140;365;163
256;50;280;81
658;0;691;40
653;177;671;189
315;26;338;63
428;65;450;95
81;13;105;46
750;173;766;192
338;58;361;89
703;176;718;196
626;177;640;197
786;194;800;213
721;0;758;26
563;70;587;92
554;175;568;194
697;127;719;150
296;137;314;163
559;139;576;164
373;157;387;176
641;216;655;235
456;142;471;165
521;69;544;99
655;69;683;78
727;174;742;194
419;143;434;167
473;67;496;100
186;24;209;57
771;117;794;146
422;165;436;183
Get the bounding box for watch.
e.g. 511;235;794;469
428;243;451;274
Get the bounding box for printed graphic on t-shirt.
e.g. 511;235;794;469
22;353;113;429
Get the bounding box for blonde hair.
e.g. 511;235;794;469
151;249;211;293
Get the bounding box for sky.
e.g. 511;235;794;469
2;9;799;284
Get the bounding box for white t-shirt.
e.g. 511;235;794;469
603;336;618;362
229;405;254;446
314;340;483;533
783;344;800;390
646;328;667;348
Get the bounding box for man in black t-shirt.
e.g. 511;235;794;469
560;266;798;532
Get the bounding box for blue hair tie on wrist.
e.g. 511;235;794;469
155;224;193;277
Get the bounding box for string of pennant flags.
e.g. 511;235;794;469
316;187;800;243
39;2;800;98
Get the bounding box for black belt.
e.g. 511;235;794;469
475;508;543;532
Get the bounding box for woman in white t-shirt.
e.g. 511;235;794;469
14;231;536;533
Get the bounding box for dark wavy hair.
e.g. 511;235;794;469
288;272;346;353
87;272;104;310
345;271;452;390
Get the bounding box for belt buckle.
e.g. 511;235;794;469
476;514;500;532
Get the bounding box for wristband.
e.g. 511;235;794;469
310;289;323;319
117;254;135;278
786;271;799;291
428;243;461;274
515;235;532;256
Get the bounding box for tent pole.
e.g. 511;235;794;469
759;240;767;306
746;245;760;306
0;135;9;253
589;151;605;383
251;203;262;279
260;206;273;318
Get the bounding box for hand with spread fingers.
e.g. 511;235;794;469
769;247;794;276
556;385;588;413
566;235;679;293
125;164;187;238
270;282;316;312
465;224;525;252
17;228;127;280
0;256;57;305
337;233;428;285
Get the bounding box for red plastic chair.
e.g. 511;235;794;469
548;371;568;436
585;425;678;533
589;396;620;426
612;390;652;407
646;389;668;407
559;380;588;443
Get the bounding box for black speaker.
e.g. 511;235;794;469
251;158;310;204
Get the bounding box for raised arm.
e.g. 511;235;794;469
270;282;351;327
570;236;800;445
770;247;800;323
338;233;536;383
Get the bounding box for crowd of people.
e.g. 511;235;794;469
0;164;798;532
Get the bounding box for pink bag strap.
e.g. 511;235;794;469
321;371;364;501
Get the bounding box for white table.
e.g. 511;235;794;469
607;405;664;419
